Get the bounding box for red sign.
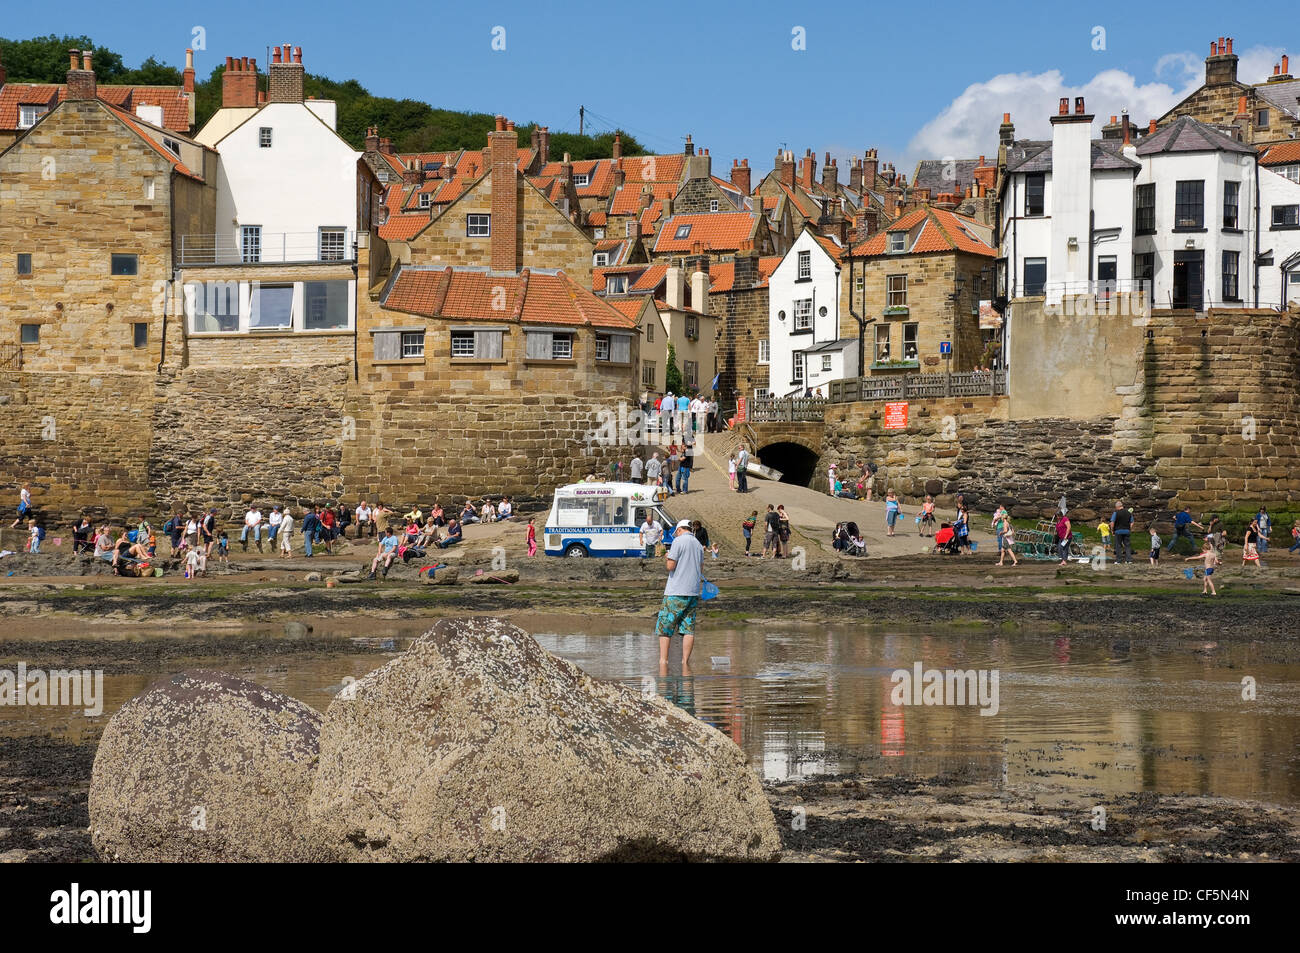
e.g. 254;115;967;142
735;397;747;423
883;401;908;430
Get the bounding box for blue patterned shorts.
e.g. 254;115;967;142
656;595;700;638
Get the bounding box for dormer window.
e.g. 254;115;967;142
574;172;590;187
418;193;432;209
163;137;181;157
710;200;719;212
674;224;692;240
594;252;609;266
18;105;48;129
887;232;906;253
607;274;628;295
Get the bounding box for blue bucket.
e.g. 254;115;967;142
969;540;979;553
1184;568;1196;579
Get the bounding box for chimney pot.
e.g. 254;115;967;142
1226;38;1233;54
69;49;80;70
1058;97;1069;115
273;47;281;64
495;115;506;132
1211;40;1218;55
1284;54;1290;74
1275;64;1281;76
1075;96;1085;115
293;47;302;64
1148;119;1157;134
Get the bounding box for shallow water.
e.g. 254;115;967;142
3;616;1298;806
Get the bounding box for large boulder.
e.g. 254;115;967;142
308;617;780;861
89;670;326;862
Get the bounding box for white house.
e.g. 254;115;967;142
1257;145;1300;309
766;227;856;398
1000;97;1292;312
183;45;360;337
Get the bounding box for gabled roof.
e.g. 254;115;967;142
609;182;677;215
0;82;190;132
1006;138;1141;173
621;153;685;184
606;296;655;322
707;256;781;293
849;206;994;258
103;104;204;181
652;212;757;254
383;265;637;329
592;262;667;295
912;158;980;195
1135;115;1254;156
538;157;616;198
1254;78;1300;120
1259;140;1300;166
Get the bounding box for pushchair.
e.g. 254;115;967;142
933;523;961;555
844;521;866;557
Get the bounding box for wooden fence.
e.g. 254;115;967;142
828;369;1006;403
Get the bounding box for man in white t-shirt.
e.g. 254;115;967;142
645;452;662;486
629;454;644;482
268;506;283;546
656;519;705;666
240;506;263;552
659;391;675;435
639;515;662;558
355;499;373;539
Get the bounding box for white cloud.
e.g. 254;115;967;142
903;44;1286;168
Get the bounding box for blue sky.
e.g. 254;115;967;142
5;1;1292;174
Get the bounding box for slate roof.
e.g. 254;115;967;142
1135;115;1254;156
1254;78;1300;119
1006;138;1141;173
911;158;980;195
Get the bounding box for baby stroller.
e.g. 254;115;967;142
933;523;961;555
844;521;866;557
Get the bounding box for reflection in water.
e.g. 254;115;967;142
2;618;1297;805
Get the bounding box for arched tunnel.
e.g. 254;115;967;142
755;442;820;487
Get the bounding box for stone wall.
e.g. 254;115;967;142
709;284;769;408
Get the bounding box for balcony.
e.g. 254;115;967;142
177;230;357;267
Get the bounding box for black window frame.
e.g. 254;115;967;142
1174;180;1204;230
20;323;40;345
111;253;138;276
132;322;148;348
1271;204;1300;228
1221;250;1240;302
1023;257;1047;297
1223;181;1240;229
1133;252;1155;290
1135;183;1155;234
1024;173;1045;217
16;253;32;276
258;127;273;148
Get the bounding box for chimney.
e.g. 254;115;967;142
65;48;97;101
639;186;653;210
1273;55;1293;82
405;160;425;186
489;115;520;272
183;48;195;94
779;149;796;187
800;148;816;188
379;137;394;155
684;134;694;156
686;145;710;181
822;153;838;192
849;157;862;191
538;125;550;165
612;132;622;161
1148;119;1158;135
221;55;259;108
365;126;379;152
730;158;751;196
662;196;673;219
690;267;710;309
998;113;1015;151
1205;36;1239;87
268;42;304;103
864;148;878;191
1121;110;1133;149
732;241;759;290
665;265;685;309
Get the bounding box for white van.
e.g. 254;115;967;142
544;482;672;557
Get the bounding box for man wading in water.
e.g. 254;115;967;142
657;519;705;671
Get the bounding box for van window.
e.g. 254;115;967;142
555;496;624;527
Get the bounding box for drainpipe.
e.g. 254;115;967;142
1253;159;1261;308
352;239;360;382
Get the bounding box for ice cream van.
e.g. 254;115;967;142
543;482;672;557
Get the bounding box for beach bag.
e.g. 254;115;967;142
700;579;719;601
127;530;138;544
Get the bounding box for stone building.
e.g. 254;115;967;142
706;246;783;411
651;211;776;264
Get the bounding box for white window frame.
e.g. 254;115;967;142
757;339;770;364
793;298;813;331
594;252;609;266
401;331;425;358
792;353;804;383
595;336;610;361
606;274;628;295
887;274;907;307
709;199;719;212
1278;164;1300;184
418;192;433;209
574;172;590;187
450;332;476;357
318;228;347;262
18;105;47;128
797;250;811;280
551;333;573;360
888;232;906;253
467;214;491;237
821;354;833;372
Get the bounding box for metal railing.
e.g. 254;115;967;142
0;344;22;371
177;230;356;266
829;369;1006;403
747;396;827;422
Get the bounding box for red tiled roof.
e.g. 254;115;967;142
639;202;663;236
1261;140;1300;166
812;233;843;262
594;238;622;251
103;104;202;180
780;183;821;220
587;210;607;226
849;207;994;258
630;262;668;293
620;153;685;183
653;298;709;317
538;158;616;198
606;297;653;321
653;212;757;254
384;266;637;330
592;262;666;294
609;182;676;215
0;82;190;132
378;184;432;241
707;256;781;293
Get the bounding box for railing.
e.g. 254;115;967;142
178;230;356;267
0;344;22;371
829;369;1006;403
747;396;826;422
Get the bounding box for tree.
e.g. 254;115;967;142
665;342;683;395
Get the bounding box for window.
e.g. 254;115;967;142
303;281;350;330
318;228;347;261
1223;181;1239;229
573;172;590;187
645;321;654;343
685;315;699;339
874;324;890;362
797;250;811;280
467;214;491;237
821;354;833;372
450;330;504;359
1272;204;1300;227
674;224;691;240
1023;258;1047;297
1277;164;1300;184
1133;252;1155;290
111;254;138;276
595;333;631;363
525;329;573;360
1024;173;1045;216
593;252;609;266
401;331;425;358
1135;183;1156;234
17;254;32;276
758;339;770;364
887;232;906;253
249;284;294;329
854;275;864;294
684;360;698;389
18;104;47;128
1174;180;1204;229
754;387;770;401
642;361;656;387
241;226;262;263
1257;109;1270;129
418;193;432;210
162;138;181;157
1222;250;1240;301
20;324;39;345
189;279;240;332
886;274;907;307
791;353;803;383
1097;256;1117;291
708;199;719;212
903;323;919;360
626;221;636;237
793;298;813;331
1172;250;1204;311
606;274;628;294
595;336;610;361
259;127;272;148
133;323;148;348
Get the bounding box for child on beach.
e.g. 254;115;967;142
920;496;936;537
216;532;230;568
1186;542;1218;595
997;521;1018;566
742;510;757;556
884;491;902;537
526;517;537;557
728;454;737;491
1148;527;1161;565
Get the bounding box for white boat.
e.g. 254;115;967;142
746;461;784;482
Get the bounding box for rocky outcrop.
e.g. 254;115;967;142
89;670;326;862
308;617;780;862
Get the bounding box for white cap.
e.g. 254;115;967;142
675;520;693;531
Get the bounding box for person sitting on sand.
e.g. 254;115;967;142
460;502;480;525
438;518;463;549
368;528;400;580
